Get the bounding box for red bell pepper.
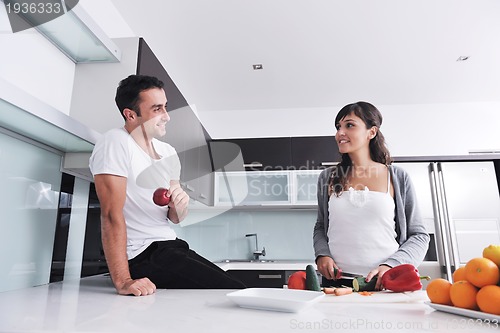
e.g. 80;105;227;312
381;264;430;292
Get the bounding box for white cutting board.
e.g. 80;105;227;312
321;290;429;303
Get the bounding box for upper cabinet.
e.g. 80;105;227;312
291;136;341;169
213;138;292;171
210;136;340;171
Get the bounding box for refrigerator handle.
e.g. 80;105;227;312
436;163;461;272
428;162;453;281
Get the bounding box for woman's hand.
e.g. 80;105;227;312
365;265;392;290
316;256;340;280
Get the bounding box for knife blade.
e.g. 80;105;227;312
339;271;363;278
333;267;362;279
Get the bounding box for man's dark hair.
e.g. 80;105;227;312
115;75;164;119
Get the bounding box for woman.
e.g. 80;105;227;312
313;102;429;290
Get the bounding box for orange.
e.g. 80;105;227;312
465;257;500;288
483;244;500;267
426;278;452;305
476;285;500;315
450;280;479;310
452;267;467;282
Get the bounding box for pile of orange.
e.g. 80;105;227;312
426;244;500;315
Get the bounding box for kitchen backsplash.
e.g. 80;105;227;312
172;209;317;262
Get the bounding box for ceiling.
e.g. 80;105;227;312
95;0;500;139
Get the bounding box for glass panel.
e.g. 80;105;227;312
36;8;120;63
216;171;291;205
441;162;500;264
295;171;321;204
0;131;62;292
0;99;95;153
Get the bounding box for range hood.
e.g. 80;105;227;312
2;0;121;63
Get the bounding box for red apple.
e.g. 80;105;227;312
287;271;307;290
153;188;171;206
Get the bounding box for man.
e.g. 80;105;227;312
89;75;245;296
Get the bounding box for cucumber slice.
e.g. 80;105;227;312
352;276;377;292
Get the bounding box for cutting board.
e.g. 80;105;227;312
321;290;429;303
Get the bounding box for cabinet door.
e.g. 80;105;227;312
293;170;322;205
291;136;340;169
212;138;292;171
215;171;291;206
226;270;285;288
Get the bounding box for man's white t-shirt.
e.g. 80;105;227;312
89;128;181;260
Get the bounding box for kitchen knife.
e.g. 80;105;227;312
333;268;362;279
339;271;363;278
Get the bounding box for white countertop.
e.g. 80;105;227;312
0;275;497;333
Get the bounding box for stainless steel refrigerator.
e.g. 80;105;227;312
394;159;500;282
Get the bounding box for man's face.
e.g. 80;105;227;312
135;88;169;139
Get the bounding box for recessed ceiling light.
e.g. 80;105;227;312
456;56;469;61
253;64;263;70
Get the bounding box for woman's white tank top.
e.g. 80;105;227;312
327;168;398;275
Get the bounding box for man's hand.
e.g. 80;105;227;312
117;277;157;296
167;181;189;223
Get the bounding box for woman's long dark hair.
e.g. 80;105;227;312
328;102;392;196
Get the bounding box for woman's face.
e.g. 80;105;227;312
335;112;377;155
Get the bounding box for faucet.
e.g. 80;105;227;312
245;233;266;260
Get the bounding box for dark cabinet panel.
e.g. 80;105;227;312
210;136;340;171
227;270;286;288
291;136;341;169
137;38;213;205
212;138;292;171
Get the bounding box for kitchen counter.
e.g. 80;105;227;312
0;275;497;333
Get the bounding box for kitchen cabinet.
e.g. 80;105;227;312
214;170;322;207
291;136;341;169
212;137;292;171
215;171;291;206
137;38;213;205
293;170;324;204
226;270;286;288
210;136;339;171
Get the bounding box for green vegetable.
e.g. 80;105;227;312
306;265;321;291
352;276;377;292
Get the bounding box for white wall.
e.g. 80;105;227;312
200;101;500;157
69;37;139;133
0;6;75;114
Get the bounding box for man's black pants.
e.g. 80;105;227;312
128;239;245;289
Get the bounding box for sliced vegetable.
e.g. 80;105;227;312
352;276;377;292
333;287;353;296
322;287;336;294
306;264;321;291
359;291;374;296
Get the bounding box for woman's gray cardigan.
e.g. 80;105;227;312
313;164;430;268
